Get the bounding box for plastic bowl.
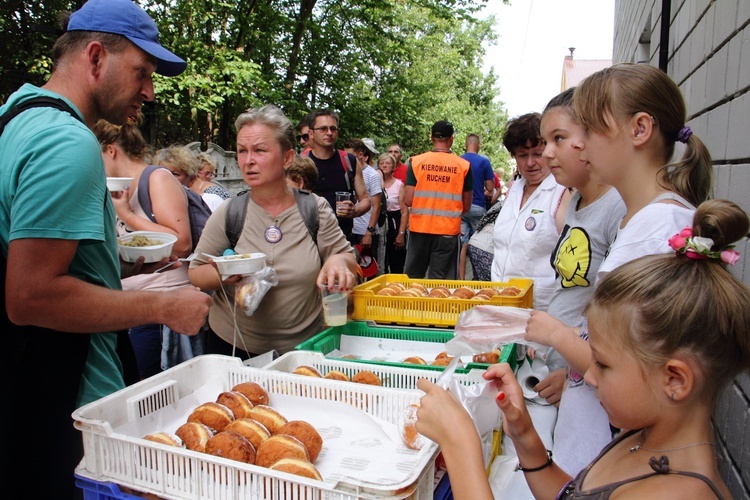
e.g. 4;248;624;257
213;252;267;277
118;231;177;263
106;177;134;192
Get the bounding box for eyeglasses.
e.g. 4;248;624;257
296;133;309;142
312;126;339;133
198;170;215;179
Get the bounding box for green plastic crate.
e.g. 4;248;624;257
296;321;517;373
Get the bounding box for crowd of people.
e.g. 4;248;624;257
1;0;748;499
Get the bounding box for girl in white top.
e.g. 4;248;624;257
491;112;571;311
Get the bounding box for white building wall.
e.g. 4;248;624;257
615;1;750;497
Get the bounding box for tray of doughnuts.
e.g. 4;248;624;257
73;354;439;500
351;274;533;327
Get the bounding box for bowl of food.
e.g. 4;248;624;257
106;177;134;192
213;253;267;277
118;231;177;263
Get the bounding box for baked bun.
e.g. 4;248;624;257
235;281;256;308
451;286;475;299
399;288;422;297
431;356;454;366
143;432;183;448
187;402;235;432
224;418;271;450
498;286;522;296
216;391;254;419
409;283;428;295
399;404;425;450
388;282;406;292
428;286;450;298
205;431;256;464
269;457;323;481
293;365;323;377
352;370;382;386
434;351;450;360
472;293;492;301
402;356;427;365
231;381;269;406
278;420;324;462
324;370;350;382
249;405;288;434
478;287;498;298
473;349;501;364
175;422;214;453
256;434;309;468
376;287;398;296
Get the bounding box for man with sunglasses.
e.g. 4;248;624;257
304;109;370;239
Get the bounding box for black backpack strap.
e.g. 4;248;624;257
225;189;319;252
0;96;82;136
136;165;160;223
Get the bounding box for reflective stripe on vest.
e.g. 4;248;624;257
409;151;469;235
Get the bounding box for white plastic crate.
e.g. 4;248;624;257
73;355;438;500
266;351;487;389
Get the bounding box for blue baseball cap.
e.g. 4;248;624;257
67;0;187;77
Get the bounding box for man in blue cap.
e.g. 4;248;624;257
0;1;211;497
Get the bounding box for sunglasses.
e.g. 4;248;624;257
296;133;309;142
312;126;339;133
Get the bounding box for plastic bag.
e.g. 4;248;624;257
447;305;546;356
234;265;279;316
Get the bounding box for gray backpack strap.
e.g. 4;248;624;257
225;189;319;251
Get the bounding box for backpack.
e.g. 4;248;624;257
225;188;320;258
137;164;213;251
0;96;80;135
303;149;356;193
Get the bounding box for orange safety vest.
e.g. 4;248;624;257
409;151;470;235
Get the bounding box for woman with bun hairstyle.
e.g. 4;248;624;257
525;64;715;462
417;199;748;500
189;105;358;358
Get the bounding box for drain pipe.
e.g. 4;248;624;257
659;0;671;72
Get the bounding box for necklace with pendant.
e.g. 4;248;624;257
630;431;715;453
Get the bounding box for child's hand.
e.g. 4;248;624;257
525;310;566;347
483;363;535;443
415;379;477;450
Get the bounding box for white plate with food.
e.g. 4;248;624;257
118;231;177;263
212;252;267;278
106;177;134;192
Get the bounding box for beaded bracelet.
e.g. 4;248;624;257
514;449;553;472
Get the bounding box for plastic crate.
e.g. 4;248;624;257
73;355;438;500
75;474;142;500
351;274;533;327
295;321;518;373
265;351;489;389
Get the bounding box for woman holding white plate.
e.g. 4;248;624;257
189;105;358;359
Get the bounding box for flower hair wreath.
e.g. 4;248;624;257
668;226;740;265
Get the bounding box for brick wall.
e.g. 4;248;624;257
614;1;750;497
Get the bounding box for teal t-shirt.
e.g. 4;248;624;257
0;84;125;406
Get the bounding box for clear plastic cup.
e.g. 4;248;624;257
335;191;350;217
321;283;348;326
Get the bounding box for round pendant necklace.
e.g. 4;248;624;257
630;431;715;453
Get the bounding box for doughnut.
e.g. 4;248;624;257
399;404;426;450
402;356;427;365
409;283;428;294
205;430;256;464
498;286;522;296
352;370;382;386
187;402;235;432
431;356;454;366
478;287;499;298
175;422;214;453
231;381;270;406
399;288;423;297
143;432;183;448
341;354;358;360
428;287;450;298
235;281;256;308
472;293;492;301
278;420;324;462
249;405;288;434
434;351;450;360
224;418;271;450
473;349;501;364
256;434;309;468
216;391;254;419
324;370;350;382
376;287;398;296
269;457;323;481
388;282;406;292
293;365;323;377
451;286;475;299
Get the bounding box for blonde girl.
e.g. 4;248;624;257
417;199;749;500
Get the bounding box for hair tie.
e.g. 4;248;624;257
668;226;740;265
676;125;693;143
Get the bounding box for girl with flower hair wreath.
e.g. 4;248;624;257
416;199;749;500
